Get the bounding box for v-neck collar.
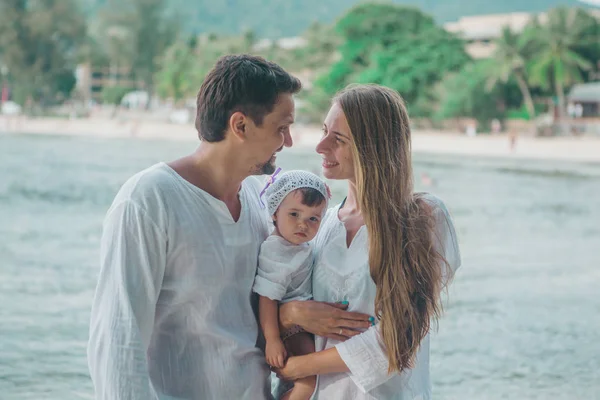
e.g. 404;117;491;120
161;162;247;224
334;202;366;249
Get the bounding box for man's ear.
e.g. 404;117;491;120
229;111;247;141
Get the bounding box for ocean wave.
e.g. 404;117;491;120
0;183;116;206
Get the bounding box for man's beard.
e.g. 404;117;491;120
260;159;276;175
251;158;276;175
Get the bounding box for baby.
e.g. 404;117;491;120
253;169;330;400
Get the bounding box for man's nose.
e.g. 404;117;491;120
283;130;293;148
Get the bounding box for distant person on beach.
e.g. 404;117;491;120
253;169;330;400
421;172;434;187
508;129;518;152
87;55;304;399
491;118;501;134
274;84;461;399
466;120;477;137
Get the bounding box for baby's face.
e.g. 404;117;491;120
273;190;326;245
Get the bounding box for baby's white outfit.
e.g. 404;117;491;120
252;235;313;303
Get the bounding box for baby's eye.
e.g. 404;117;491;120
290;212;298;217
310;217;319;222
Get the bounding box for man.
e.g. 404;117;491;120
87;54;301;399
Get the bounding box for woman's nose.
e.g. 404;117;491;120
316;136;330;155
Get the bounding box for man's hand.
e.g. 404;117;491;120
279;301;373;341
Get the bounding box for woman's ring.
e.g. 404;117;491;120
339;328;343;335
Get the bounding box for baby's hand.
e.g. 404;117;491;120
265;338;287;368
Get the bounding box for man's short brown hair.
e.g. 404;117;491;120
195;55;302;142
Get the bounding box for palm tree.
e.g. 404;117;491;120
155;38;195;103
523;7;595;117
486;26;536;120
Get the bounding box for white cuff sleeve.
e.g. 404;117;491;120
253;275;287;301
88;201;166;400
430;199;461;288
335;325;394;393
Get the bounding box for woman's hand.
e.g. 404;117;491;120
279;300;373;341
273;348;349;380
273;355;310;381
265;338;287;368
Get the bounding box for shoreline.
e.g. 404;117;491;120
2;116;600;164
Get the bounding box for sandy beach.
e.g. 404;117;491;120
2;115;600;164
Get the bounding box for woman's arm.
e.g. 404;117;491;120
295;198;461;393
278;199;463;392
319;199;462;393
429;197;462;288
279;300;372;340
275;325;394;392
332;325;396;393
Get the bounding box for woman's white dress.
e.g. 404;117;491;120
311;194;461;400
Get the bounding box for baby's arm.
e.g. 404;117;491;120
259;295;287;368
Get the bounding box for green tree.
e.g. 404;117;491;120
154;33;238;102
78;0;595;39
290;22;342;123
102;85;130;105
574;12;600;78
317;3;469;117
436;61;507;129
95;0;178;104
486;26;536;120
293;21;341;71
0;0;86;106
130;0;178;104
155;36;197;102
523;7;595;115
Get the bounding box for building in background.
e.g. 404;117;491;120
569;82;600;117
567;81;600;135
75;63;143;104
444;12;544;59
444;9;600;59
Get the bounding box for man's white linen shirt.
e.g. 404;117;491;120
87;162;273;400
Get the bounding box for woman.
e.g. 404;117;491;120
275;84;461;399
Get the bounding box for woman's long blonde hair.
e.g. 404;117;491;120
335;84;445;373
